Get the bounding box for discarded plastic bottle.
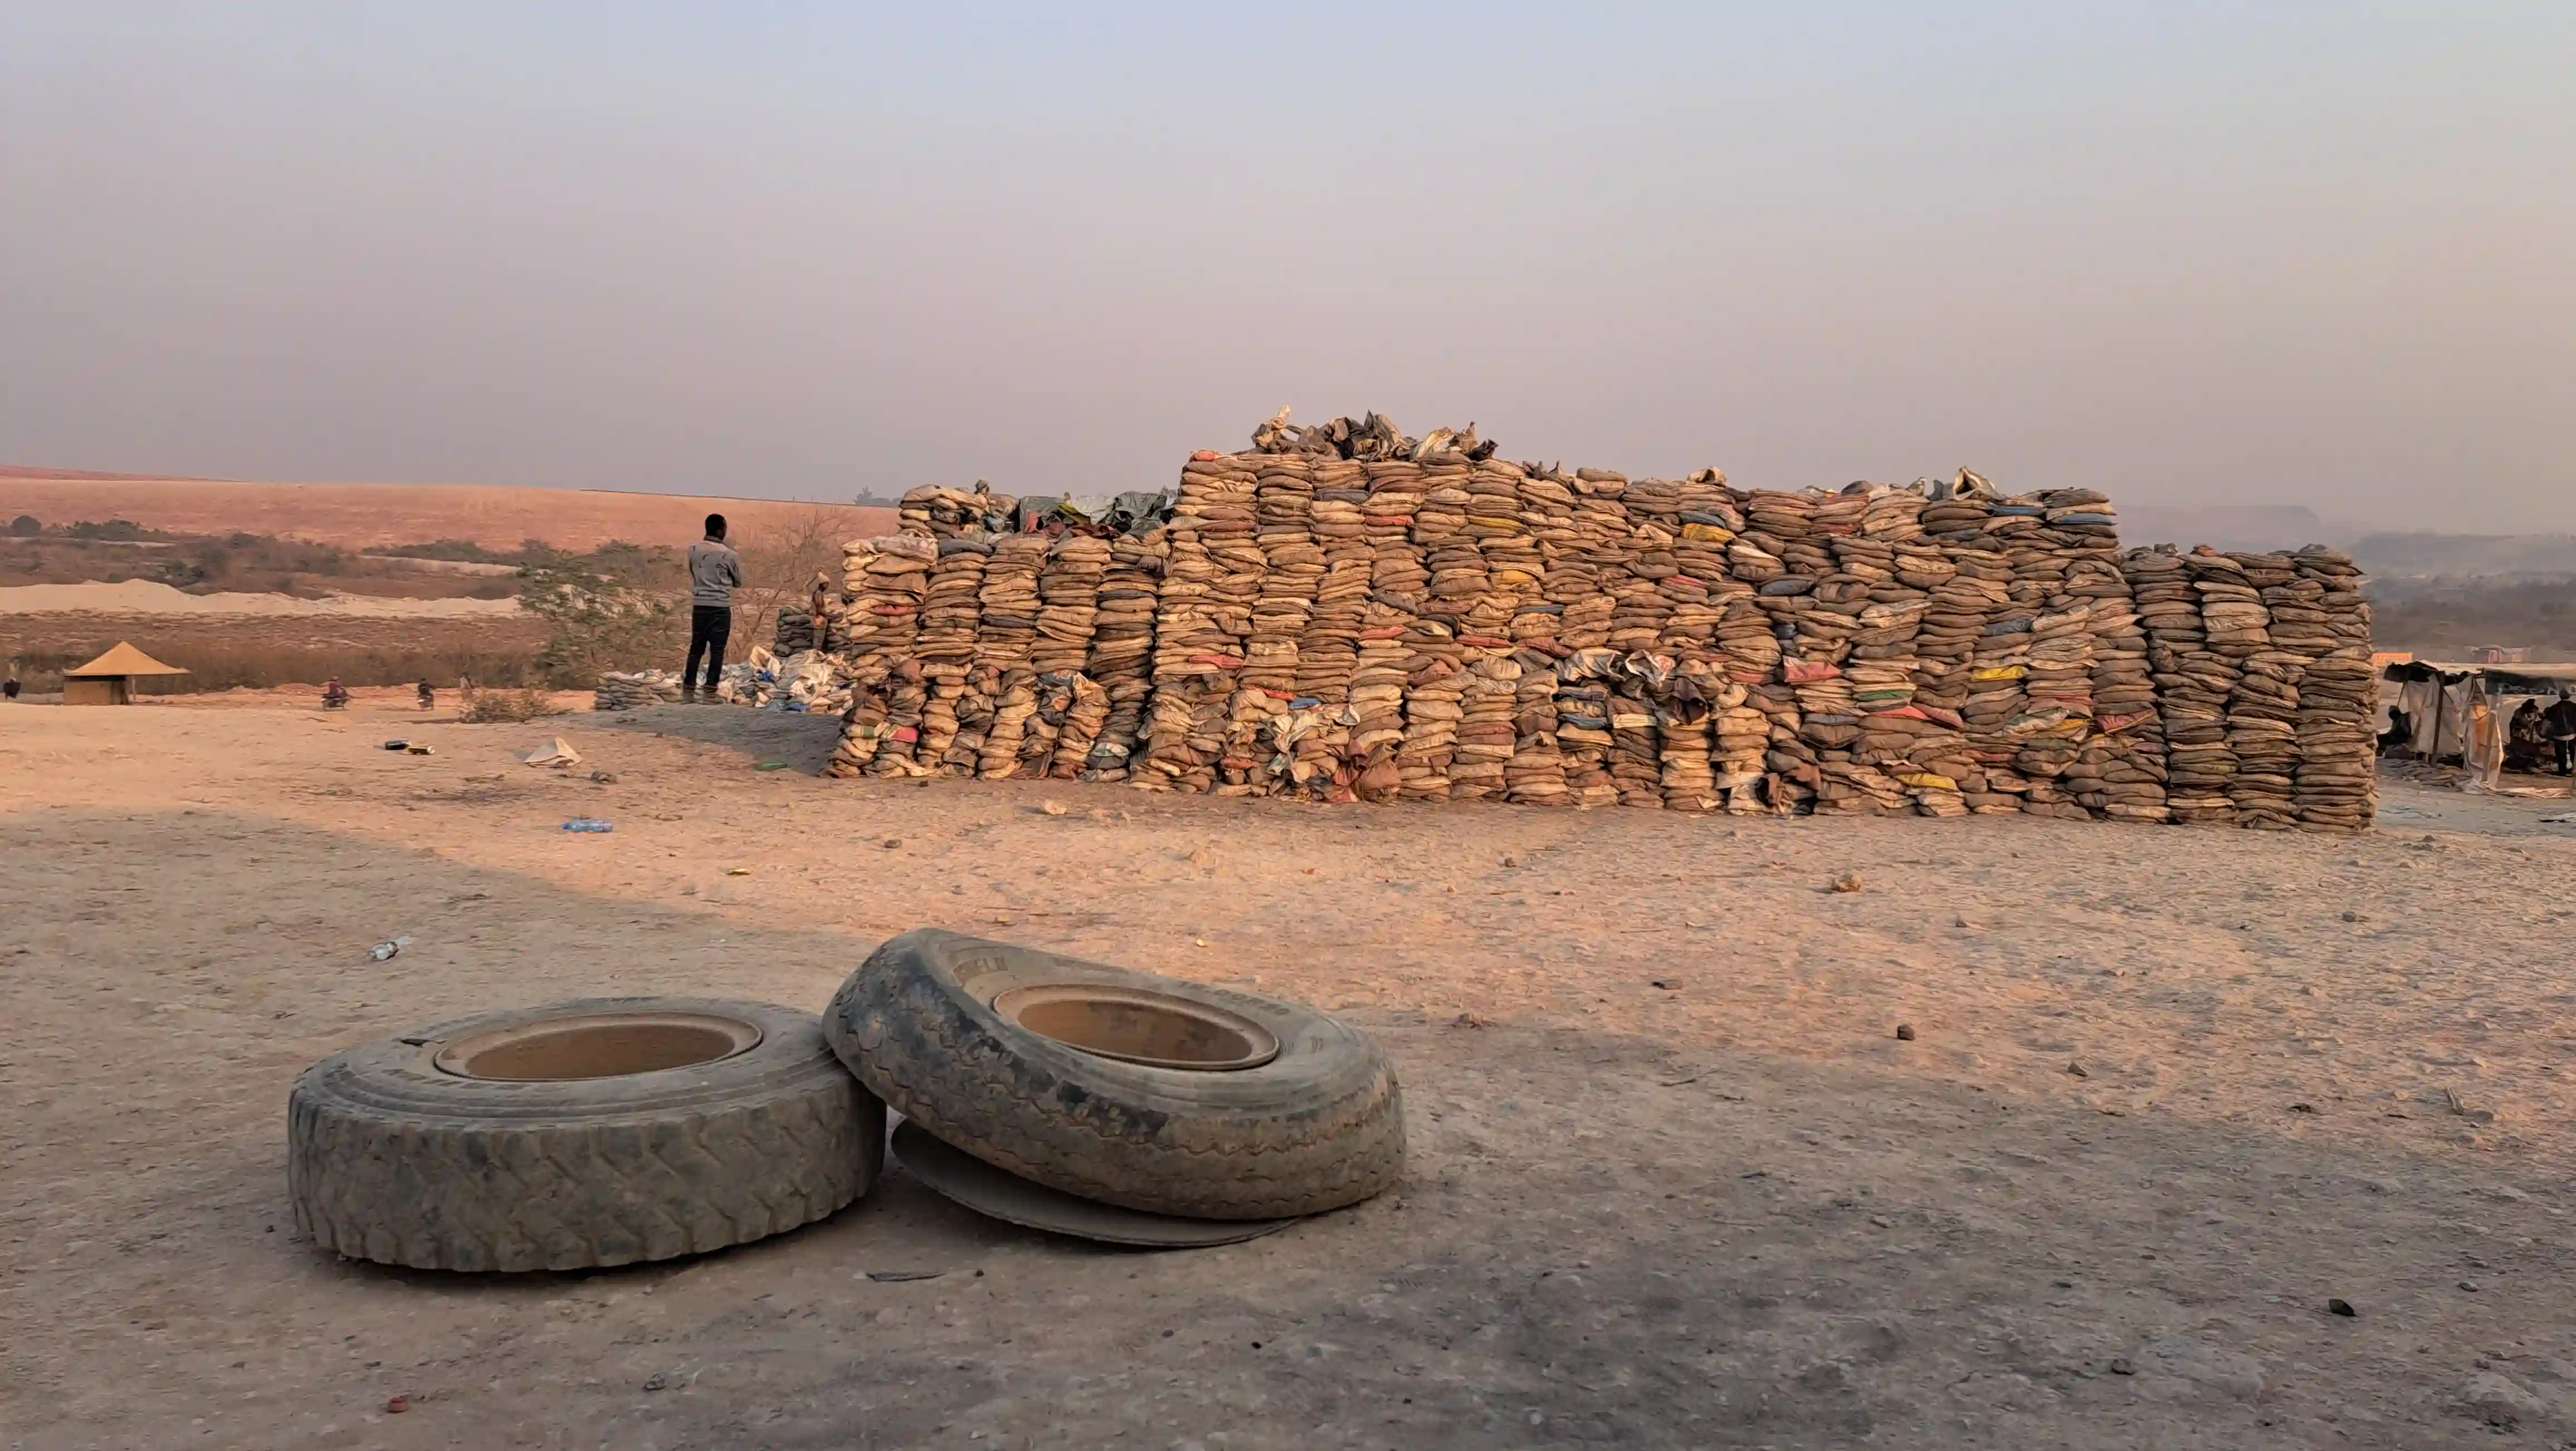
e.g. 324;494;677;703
562;818;614;833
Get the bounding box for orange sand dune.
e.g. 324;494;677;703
0;471;896;552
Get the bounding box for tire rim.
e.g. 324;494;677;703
433;1011;764;1081
990;985;1280;1072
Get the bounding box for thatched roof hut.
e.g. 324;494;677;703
64;642;189;705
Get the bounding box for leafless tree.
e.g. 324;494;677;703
734;505;860;654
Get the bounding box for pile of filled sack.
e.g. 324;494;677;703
804;411;2374;831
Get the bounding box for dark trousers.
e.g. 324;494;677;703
686;605;733;696
2557;738;2575;775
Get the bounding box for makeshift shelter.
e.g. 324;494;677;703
2382;659;2576;785
63;641;189;705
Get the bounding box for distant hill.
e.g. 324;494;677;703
2118;504;2351;553
2044;503;2576;583
2345;532;2576;581
0;470;894;552
0;463;228;483
2369;576;2576;661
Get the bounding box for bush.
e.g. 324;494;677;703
458;687;560;723
368;539;523;563
64;518;149;541
7;514;37;537
518;543;685;686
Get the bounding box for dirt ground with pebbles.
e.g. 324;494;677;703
4;694;2575;1449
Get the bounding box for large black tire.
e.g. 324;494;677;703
824;929;1403;1220
289;997;882;1272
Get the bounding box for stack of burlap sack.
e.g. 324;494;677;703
2119;545;2376;832
2129;547;2255;825
2062;551;2168;822
2284;548;2376;830
840;534;935;663
1081;533;1167;781
1137;452;1258;794
593;670;686;710
809;412;2373;830
773;610;822;656
900;481;1018;538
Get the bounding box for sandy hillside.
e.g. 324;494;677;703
0;580;524;617
0;471;896;552
4;698;2575;1448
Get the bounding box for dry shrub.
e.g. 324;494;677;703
0;631;545;695
458;687;560;723
734;505;857;654
518;544;686;686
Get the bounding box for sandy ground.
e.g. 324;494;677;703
5;698;2576;1449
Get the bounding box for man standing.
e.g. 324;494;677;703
686;513;744;702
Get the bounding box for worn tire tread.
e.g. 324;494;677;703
287;997;881;1272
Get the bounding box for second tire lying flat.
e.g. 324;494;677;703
826;929;1404;1221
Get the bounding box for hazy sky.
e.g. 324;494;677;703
5;4;2572;529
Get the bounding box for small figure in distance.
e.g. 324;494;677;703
2543;688;2576;776
2505;697;2548;773
2377;706;2411;758
417;678;436;710
810;571;836;653
321;676;350;709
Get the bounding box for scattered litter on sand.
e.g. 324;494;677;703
522;738;581;767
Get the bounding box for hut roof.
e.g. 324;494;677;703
65;642;191;678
